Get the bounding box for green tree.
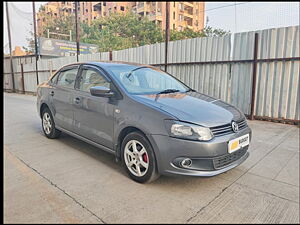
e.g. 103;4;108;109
36;5;79;41
22;29;35;54
170;26;229;41
202;26;229;37
81;12;164;51
24;8;229;53
42;14;77;41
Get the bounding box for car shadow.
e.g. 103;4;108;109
56;132;126;174
36;129;222;186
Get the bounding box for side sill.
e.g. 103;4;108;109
56;126;116;156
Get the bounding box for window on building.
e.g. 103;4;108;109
179;3;183;10
179;14;183;21
173;24;175;30
120;6;125;11
173;12;175;20
157;21;162;27
173;2;175;7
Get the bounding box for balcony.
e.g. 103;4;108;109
148;12;156;21
187;25;193;30
178;20;187;27
183;12;193;19
148;11;162;21
184;16;193;26
183;2;194;7
132;6;137;13
183;5;193;17
137;3;144;11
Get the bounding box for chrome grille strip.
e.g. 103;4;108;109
211;119;248;137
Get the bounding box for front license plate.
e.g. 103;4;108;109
228;134;249;154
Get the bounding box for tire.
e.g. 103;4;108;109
121;131;160;183
41;107;61;139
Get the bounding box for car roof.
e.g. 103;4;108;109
62;61;153;70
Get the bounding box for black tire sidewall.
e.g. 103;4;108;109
121;132;157;183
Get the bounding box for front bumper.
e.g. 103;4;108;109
148;126;251;177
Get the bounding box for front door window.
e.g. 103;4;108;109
78;68;110;92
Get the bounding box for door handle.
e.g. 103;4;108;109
50;91;54;96
74;97;81;104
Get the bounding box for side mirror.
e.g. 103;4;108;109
90;86;114;98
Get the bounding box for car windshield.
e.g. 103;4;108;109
107;65;190;95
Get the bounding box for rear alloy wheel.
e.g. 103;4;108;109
42;112;52;135
121;132;160;183
41;107;61;139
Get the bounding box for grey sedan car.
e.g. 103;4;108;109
37;61;251;183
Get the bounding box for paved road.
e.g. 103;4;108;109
4;93;300;224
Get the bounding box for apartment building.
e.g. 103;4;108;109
37;1;205;35
134;2;205;31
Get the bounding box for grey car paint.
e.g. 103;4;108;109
49;66;80;131
72;65;115;149
37;61;251;177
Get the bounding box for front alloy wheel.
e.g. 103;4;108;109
121;132;160;183
124;140;149;177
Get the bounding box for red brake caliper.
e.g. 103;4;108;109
142;153;148;163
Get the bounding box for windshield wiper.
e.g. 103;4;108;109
185;88;196;92
157;89;181;95
126;66;148;79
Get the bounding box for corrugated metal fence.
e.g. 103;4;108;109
3;25;300;123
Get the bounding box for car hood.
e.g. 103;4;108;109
133;92;244;127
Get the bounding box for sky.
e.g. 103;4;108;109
3;1;300;54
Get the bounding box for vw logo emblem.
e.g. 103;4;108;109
231;121;239;132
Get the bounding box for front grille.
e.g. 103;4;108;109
213;147;247;169
211;119;248;137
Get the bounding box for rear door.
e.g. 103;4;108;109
73;65;115;149
49;65;79;131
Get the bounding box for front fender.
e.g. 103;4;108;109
113;96;175;168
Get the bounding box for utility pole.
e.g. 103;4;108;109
75;1;80;62
5;2;15;92
164;1;170;72
250;33;259;120
32;1;39;85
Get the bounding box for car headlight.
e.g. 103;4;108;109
165;120;214;141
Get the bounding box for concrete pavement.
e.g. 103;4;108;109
4;93;300;223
